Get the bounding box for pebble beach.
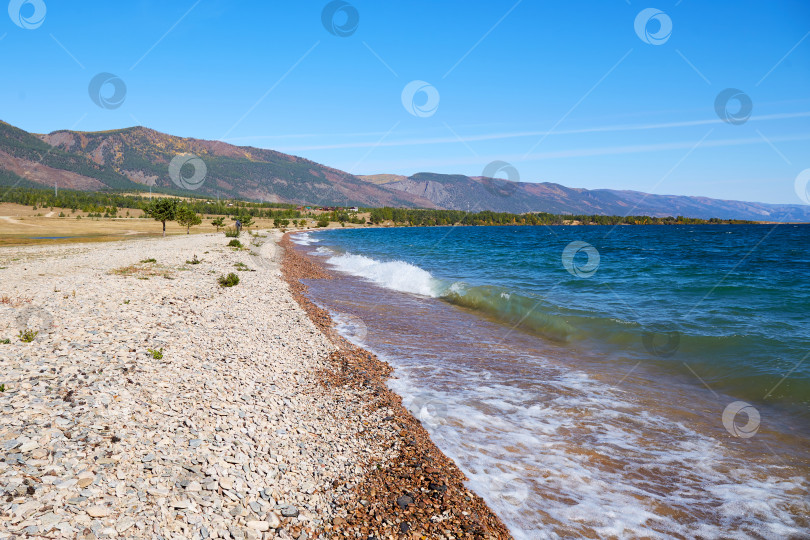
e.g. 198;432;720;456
0;231;510;539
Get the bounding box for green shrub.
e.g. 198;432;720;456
0;338;10;344
140;258;156;264
316;219;329;228
147;347;163;360
218;273;240;287
186;255;202;265
18;329;38;343
234;262;254;272
0;384;5;392
224;228;240;238
227;239;242;248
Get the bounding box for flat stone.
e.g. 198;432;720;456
228;525;246;539
77;477;94;488
115;517;135;533
246;520;270;532
396;495;414;509
39;512;61;528
185;480;202;492
19;441;39;452
280;505;299;518
218;477;234;490
266;513;281;529
14;500;42;519
86;506;109;518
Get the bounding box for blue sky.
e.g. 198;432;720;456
2;0;809;204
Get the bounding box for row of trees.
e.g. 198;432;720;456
0;188;301;220
147;199;260;236
2;187;756;230
367;207;754;227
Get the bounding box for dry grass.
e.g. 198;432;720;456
0;202;371;247
111;261;174;280
0;295;32;308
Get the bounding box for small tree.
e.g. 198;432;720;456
176;206;202;235
211;216;225;231
147;198;179;237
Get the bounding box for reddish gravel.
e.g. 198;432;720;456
280;233;513;539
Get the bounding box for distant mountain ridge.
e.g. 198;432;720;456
0;121;436;208
359;172;810;221
0;120;807;221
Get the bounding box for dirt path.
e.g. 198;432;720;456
0;216;39;227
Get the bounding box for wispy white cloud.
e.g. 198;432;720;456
251;111;810;152
345;132;810;173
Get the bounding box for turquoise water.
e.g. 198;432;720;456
307;225;810;407
293;225;810;539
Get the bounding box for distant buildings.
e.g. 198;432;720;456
295;205;358;212
315;206;359;212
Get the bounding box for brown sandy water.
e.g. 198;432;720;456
295;242;810;540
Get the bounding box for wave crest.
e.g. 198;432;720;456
326;253;440;297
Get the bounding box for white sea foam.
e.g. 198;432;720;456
292;232;318;246
312;246;333;256
331;311;368;345
326;253;440;297
385;364;810;540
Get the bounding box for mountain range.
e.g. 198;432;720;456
1;120;807;222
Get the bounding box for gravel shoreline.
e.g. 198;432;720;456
279;233;511;539
0;231;511;539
